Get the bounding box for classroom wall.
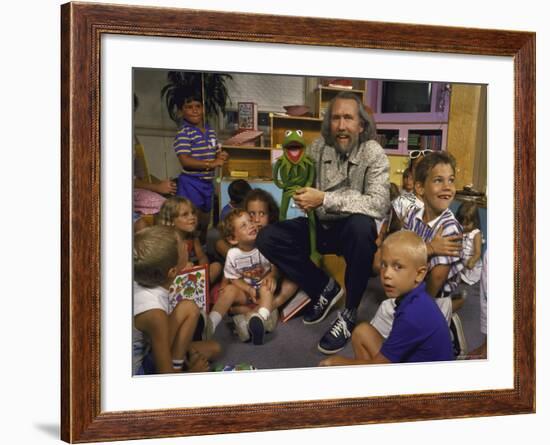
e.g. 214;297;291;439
447;84;487;191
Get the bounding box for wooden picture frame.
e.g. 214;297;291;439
61;2;535;442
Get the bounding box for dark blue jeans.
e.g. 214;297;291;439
256;215;377;310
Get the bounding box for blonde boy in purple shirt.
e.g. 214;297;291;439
320;230;454;367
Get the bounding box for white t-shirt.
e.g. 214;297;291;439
132;282;170;374
224;247;272;288
460;228;483;285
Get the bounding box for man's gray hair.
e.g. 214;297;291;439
321;91;378;144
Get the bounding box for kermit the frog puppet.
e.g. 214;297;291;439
273;129;322;265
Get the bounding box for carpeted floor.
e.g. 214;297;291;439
208;274;485;371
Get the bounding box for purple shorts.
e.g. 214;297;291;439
176;174;214;213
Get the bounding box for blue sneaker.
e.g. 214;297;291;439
318;312;355;355
303;279;344;325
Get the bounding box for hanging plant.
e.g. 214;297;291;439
160;71;232;125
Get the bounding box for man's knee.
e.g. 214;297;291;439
256;224;276;252
343;215;377;244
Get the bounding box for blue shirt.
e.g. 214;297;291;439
380;283;454;363
220;203;235;222
173;121;217;180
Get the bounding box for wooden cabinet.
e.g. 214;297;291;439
270;114;322;148
221;146;273;180
376;123;448;156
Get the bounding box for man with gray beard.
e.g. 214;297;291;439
257;92;390;354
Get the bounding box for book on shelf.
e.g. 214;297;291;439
280;291;311;323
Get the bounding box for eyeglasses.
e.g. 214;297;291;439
408;149;433;159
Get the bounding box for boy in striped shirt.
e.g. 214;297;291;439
173;92;228;242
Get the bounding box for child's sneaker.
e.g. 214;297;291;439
264;309;279;333
248;313;266;345
450;313;468;358
232;314;250;342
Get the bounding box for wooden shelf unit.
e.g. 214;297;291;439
221;83;365;181
315;85;366;118
269;114;322;149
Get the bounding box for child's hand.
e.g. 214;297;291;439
247;286;258;303
319;356;350;367
214;151;229;166
154;179;177;195
258;284;274;301
429;227;462;257
466;258;476;269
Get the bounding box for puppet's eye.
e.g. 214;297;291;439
296;130;303;137
284;130;292;137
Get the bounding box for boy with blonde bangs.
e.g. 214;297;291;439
133;226;220;374
320;231;454;366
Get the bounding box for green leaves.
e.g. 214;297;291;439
160;71;233;125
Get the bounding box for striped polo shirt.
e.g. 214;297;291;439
402;205;464;294
173;121;217;180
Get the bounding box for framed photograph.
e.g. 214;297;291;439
61;2;535;443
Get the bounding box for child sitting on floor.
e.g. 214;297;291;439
215;189;306;338
133;226;220;374
320;231;454;366
208;208;281;345
243;189;302;309
158;196;222;285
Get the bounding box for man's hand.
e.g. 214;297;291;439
293;187;325;212
428;226;462;257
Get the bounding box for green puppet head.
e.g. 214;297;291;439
282;129;306;164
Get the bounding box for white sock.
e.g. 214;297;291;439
172;358;185;371
258;307;270;320
209;311;222;331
